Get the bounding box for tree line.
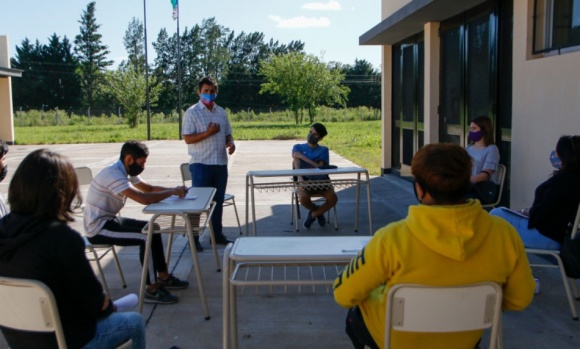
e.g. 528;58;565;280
10;2;381;126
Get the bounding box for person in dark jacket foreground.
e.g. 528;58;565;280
0;149;145;349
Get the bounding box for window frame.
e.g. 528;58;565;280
533;0;580;54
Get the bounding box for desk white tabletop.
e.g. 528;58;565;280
247;167;367;178
229;236;371;261
142;187;215;214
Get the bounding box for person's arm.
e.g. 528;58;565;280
471;145;500;183
333;230;392;308
292;151;321;168
122;181;186;205
183;122;221;144
226;134;236;155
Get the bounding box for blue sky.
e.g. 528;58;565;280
0;0;382;70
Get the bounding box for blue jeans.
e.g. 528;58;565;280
83;312;145;349
490;207;561;250
189;163;228;237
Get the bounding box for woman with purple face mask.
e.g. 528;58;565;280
466;116;500;185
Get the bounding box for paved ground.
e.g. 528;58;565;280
0;140;579;349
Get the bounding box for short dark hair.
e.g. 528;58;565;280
198;76;218;91
412;143;472;204
120;140;149;161
470;116;495;146
312;123;328;138
557;135;580;173
8;149;80;222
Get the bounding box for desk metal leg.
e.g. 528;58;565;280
222;244;232;349
365;172;373;235
184;216;211;320
245;175;250;237
250;176;257;236
355;173;361;233
138;217;157;313
230;265;239;349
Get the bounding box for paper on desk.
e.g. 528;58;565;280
113;293;138;311
165;194;197;201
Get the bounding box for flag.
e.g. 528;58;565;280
171;0;178;20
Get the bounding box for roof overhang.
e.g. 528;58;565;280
0;66;23;78
360;0;487;45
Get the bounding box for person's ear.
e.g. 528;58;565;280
413;181;425;203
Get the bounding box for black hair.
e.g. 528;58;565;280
312;123;328;138
556;135;580;174
120;140;149;161
198;76;218;91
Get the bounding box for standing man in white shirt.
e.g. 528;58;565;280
182;76;235;252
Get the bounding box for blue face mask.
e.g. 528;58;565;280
550;150;561;169
200;93;217;104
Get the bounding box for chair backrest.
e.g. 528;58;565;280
384;282;502;349
482;164;506;208
180;162;191;186
74;166;93;186
571;202;580;239
0;276;67;348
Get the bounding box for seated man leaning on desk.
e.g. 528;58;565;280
84;140;190;304
292;123;338;229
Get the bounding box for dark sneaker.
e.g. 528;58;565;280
303;211;315;229
144;286;178;304
158;274;189;290
316;214;326;227
194;238;203;252
214;235;233;245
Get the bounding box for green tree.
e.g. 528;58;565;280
74;1;113;108
11;35;80;110
259;53;349;124
103;67;161;128
122;17;146;72
342;59;381;109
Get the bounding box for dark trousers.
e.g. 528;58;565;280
345;306;379;349
189;163;228;237
88;216;167;285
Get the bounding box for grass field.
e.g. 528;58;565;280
12;108;383;175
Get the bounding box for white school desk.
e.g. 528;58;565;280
139;187;216;318
222;236;371;349
245;167;373;236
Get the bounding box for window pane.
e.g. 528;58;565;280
467;14;491;120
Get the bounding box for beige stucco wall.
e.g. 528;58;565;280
0;36;15;143
383;0;412;18
511;0;580;209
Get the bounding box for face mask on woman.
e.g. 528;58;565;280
468;130;484;142
550;150;561;169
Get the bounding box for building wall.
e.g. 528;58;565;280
510;0;580;208
377;0;580;207
383;0;413;18
0;36;15;143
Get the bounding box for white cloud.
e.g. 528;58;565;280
269;15;331;28
302;0;342;11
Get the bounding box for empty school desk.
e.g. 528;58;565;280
222;236;371;349
139;187;216;317
245;167;373;236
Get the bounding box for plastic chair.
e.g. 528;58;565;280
481;164;507;209
383;282;503;349
74;167;127;295
290;164;338;232
0;276;132;349
180;162;242;235
525;202;580;320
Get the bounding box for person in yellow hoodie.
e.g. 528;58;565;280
333;143;535;349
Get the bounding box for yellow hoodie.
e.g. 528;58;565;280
333;199;535;349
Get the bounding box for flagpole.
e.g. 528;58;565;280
177;1;183;139
143;0;151;140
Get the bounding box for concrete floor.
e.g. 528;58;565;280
0;140;579;349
